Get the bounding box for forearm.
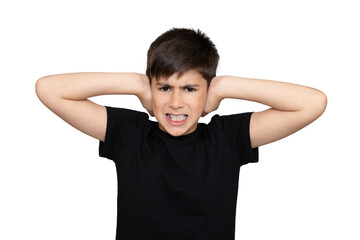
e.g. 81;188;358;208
36;72;148;100
214;75;327;113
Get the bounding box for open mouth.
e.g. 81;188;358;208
166;114;188;122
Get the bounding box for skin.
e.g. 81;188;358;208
202;75;327;148
145;72;327;148
150;70;208;137
36;71;327;148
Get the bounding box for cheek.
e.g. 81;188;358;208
151;95;165;113
193;93;207;112
199;91;208;106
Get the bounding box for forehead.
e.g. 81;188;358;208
154;70;207;86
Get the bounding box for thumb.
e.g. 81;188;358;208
201;111;208;117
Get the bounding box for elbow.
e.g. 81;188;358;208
317;90;327;115
298;90;327;126
35;77;48;100
35;76;55;103
35;77;44;99
309;90;327;120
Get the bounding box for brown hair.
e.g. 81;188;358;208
146;28;219;87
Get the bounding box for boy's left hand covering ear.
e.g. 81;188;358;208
202;76;223;117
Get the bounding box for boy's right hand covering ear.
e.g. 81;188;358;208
202;76;223;117
137;74;154;117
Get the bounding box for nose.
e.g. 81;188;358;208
169;89;184;109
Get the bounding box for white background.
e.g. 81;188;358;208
1;0;359;239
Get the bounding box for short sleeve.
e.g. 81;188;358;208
99;106;149;160
210;112;259;166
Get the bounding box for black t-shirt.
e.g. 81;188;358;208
99;106;259;240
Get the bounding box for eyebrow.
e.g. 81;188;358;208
156;83;200;88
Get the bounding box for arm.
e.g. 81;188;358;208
203;76;327;148
35;72;152;142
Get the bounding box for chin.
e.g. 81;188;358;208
155;112;200;136
163;126;189;137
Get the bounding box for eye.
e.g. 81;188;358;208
185;87;196;92
159;86;170;92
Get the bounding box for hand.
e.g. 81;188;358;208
202;76;224;117
136;74;153;116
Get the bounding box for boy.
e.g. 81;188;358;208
35;28;327;240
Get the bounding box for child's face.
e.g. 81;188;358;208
151;70;208;136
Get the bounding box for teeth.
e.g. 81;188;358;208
167;114;187;122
